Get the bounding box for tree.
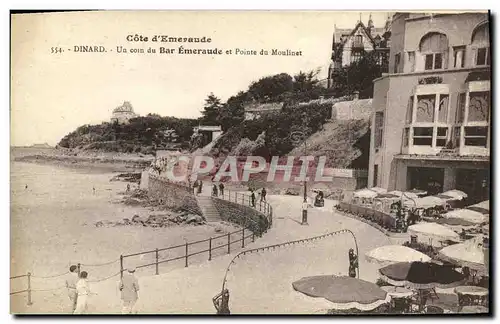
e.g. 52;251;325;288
329;51;384;99
247;73;294;102
217;91;247;131
201;93;223;125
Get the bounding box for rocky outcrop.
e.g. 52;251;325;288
94;211;205;228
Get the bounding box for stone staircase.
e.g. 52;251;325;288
196;195;221;222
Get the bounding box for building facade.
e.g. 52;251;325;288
111;101;138;124
327;14;392;87
368;12;490;204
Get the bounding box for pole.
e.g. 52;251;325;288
120;255;124;279
155;248;159;275
185;242;189;267
209;237;212;261
252;231;255;242
27;272;32;306
242;228;245;248
227;233;231;254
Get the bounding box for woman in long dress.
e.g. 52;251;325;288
74;271;90;314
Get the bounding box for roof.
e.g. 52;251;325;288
244;102;284;113
333;98;372;121
113;101;135;113
394;154;489;163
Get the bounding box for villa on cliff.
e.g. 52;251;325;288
111;101;138;124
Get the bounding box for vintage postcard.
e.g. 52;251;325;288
10;10;490;315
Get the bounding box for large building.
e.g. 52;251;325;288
368;12;490;204
111;101;138;124
327;14;392;87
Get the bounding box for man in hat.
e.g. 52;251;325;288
119;267;140;314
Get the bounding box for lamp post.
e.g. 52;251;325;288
302;135;308;225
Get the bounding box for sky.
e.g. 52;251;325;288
11;11;392;146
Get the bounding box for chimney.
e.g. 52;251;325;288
353;91;359;100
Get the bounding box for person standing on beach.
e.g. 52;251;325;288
126;184;131;193
119;267;140;314
65;265;79;312
74;271;90;314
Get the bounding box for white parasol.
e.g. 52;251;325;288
369;187;387;194
408;223;460;242
440;190;468;200
404;196;447;209
437;236;487;271
365;245;431;266
442;209;488;224
353;188;378;199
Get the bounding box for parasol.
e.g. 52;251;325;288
388;191;419;200
440;190;468;200
406;189;427;196
442;209;488;224
408;222;460;242
467;200;489;215
434;217;476;228
292;275;391;311
459;305;489;314
353;188;378;199
365;245;431;265
378;261;465;289
369;187;387;194
437;236;487;272
405;196;447;209
376;193;400;199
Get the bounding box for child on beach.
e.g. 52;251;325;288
119;267;140;314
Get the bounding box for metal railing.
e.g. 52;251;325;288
217;189;273;228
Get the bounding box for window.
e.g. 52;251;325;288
436;127;448;147
354;35;363;48
408;51;416;72
453;46;466;68
403;128;410;147
394;53;401;73
416;95;435;123
413;127;433;146
464;126;488;147
438;94;449;122
420;32;448;70
472;22;490;66
374;112;384;148
468;92;489;122
351;50;363;63
476;48;490;66
406;96;414;124
373;165;379;187
453;126;461;148
457;93;466;123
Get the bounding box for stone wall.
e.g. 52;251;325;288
212;198;270;236
148;174;202;216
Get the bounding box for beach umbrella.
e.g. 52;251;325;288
442;209;488;224
406;196;447;209
292;275;390;311
434;217;476;227
407;189;427;196
388;191;419;200
375;193;400;199
369;187;387;194
408;223;460;242
353;188;378;199
459;305;489;314
437;236;487;272
467;200;489;215
378;261;465;289
440;190;468;200
435;194;458;202
366;245;431;265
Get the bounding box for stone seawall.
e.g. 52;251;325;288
148;175;202;216
212;198;270;236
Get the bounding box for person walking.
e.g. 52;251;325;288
219;183;225;197
198;180;203;195
119;267;140;314
212;184;218;197
126;183;131;192
74;271;91;314
65;265;79;313
250;190;256;208
260;187;267;202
